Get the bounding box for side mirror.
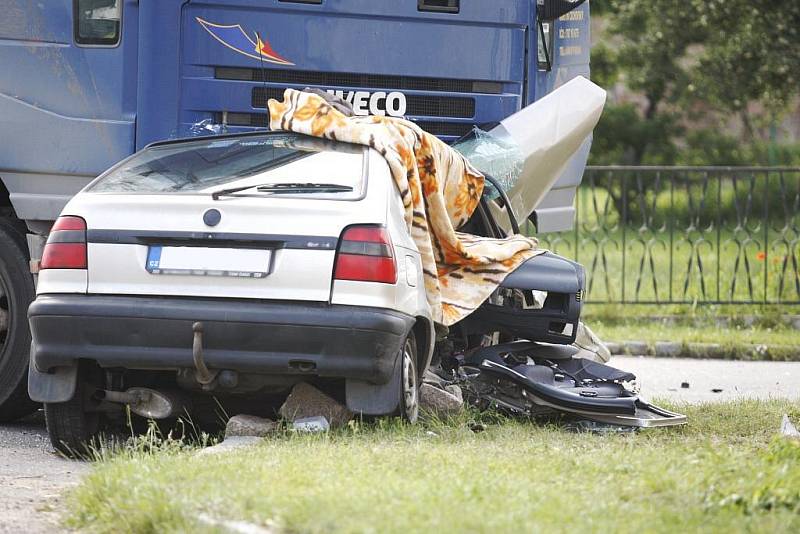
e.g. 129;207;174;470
536;0;587;21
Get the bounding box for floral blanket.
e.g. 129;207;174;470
268;89;541;325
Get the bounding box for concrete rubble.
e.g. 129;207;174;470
197;436;263;456
780;414;800;438
419;383;464;417
278;383;353;428
292;416;330;432
225;415;279;438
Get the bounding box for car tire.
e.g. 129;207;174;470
397;332;419;423
0;218;38;422
44;364;103;458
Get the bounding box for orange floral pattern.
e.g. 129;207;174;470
269;89;542;325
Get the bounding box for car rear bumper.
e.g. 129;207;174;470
29;294;414;384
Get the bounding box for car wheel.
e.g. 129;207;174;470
0;218;38;422
398;333;419;423
44;364;103;458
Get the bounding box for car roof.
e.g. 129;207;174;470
144;130;339;150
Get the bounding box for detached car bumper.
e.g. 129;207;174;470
29;294;413;384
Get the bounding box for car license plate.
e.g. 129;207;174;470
146;246;272;278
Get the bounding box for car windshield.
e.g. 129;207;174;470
87;133;364;195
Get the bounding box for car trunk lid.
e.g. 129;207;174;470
79;137;373;302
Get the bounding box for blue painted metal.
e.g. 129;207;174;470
0;0;592;223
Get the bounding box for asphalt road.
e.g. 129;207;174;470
613;356;800;403
0;412;88;534
0;356;798;533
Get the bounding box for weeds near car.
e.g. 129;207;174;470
68;400;800;533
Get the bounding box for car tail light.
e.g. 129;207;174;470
40;216;87;270
334;225;397;284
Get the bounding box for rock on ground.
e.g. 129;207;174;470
197;436;263;456
279;383;353;428
225;415;278;438
781;414;800;438
419;383;463;417
444;384;463;404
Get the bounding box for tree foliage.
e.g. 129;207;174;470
590;0;800;165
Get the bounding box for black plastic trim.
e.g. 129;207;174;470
29;295;414;384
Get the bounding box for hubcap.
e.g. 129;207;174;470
401;341;418;421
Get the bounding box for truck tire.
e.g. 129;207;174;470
0;218;38;421
44;363;103;458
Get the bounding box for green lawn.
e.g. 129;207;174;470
592;321;800;347
69;401;800;533
578;302;800;357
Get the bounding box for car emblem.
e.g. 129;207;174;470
203;209;221;227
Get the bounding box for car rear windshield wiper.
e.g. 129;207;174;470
211;182;353;200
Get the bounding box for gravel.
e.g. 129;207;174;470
0;411;88;533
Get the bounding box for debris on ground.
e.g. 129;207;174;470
438;343;687;428
565;420;637;434
423;369;446;387
225;415;279;438
418;383;464;417
292;416;330;433
444;384;463;403
780;414;800;438
279;383;353;428
711;388;723;393
681;382;690;389
197;436;262;456
468;422;485;433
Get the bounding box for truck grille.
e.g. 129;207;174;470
215;67;502;94
215;112;473;138
251;87;475;119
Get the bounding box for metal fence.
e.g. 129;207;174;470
530;166;800;305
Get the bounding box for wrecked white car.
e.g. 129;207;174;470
29;79;684;455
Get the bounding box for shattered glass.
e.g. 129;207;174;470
452;127;524;199
188;119;227;137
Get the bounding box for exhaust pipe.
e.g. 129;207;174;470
101;388;187;419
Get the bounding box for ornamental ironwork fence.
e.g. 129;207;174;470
529;166;800;305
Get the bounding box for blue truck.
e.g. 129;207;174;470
0;0;591;418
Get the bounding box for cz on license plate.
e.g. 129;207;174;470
146;246;272;278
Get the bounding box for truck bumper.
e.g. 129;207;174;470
28;294;414;402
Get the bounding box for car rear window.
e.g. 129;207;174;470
88;133;365;195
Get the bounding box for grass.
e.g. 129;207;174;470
68;400;800;533
592;321;800;347
579;302;800;358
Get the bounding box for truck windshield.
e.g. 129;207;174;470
88;133;363;194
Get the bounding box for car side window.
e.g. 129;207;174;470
74;0;121;46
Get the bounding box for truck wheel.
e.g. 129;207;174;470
44;364;103;458
0;219;38;422
397;333;419;423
